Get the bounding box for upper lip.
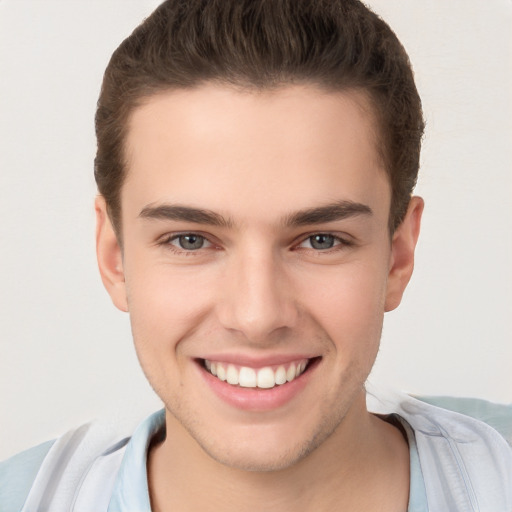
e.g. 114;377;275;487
197;354;319;368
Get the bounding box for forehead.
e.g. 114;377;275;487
122;84;390;224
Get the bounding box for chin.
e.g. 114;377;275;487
200;438;314;473
192;414;342;473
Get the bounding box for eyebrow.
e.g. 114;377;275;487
138;200;372;228
139;204;233;227
284;200;373;226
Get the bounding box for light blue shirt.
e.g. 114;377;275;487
1;396;511;511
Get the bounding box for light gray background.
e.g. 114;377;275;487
1;0;511;459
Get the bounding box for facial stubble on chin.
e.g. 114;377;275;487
159;362;369;474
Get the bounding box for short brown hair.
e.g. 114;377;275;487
95;0;424;233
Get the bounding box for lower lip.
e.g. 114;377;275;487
197;359;319;411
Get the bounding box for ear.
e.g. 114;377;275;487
384;196;424;312
95;196;128;312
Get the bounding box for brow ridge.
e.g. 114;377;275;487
284;200;373;226
139;204;232;227
138;200;372;228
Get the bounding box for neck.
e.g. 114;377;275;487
148;392;410;512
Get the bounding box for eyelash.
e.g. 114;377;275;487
158;231;354;255
295;233;354;252
158;232;215;254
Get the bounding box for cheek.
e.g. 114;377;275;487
123;266;206;398
299;260;388;352
123;257;214;355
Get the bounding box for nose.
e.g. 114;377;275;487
217;249;299;343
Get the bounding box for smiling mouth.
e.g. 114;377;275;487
202;358;318;389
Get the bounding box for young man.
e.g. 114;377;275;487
1;0;511;510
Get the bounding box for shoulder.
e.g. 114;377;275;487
0;439;55;512
368;389;512;510
367;387;512;445
415;395;512;446
408;395;512;509
0;421;129;512
0;412;161;512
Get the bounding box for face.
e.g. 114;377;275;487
96;84;422;471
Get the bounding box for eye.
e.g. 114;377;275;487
168;233;211;251
308;234;336;250
297;233;352;251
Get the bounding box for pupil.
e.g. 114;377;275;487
180;234;204;250
311;234;334;250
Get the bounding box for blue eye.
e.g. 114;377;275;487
308;234;336;250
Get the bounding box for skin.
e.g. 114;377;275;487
96;84;423;511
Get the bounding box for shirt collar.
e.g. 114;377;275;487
392;414;429;512
108;409;165;512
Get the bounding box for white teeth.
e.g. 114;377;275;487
226;364;239;385
239;367;257;387
216;363;227;381
257;367;275;389
275;366;287;385
286;363;296;382
204;359;310;388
